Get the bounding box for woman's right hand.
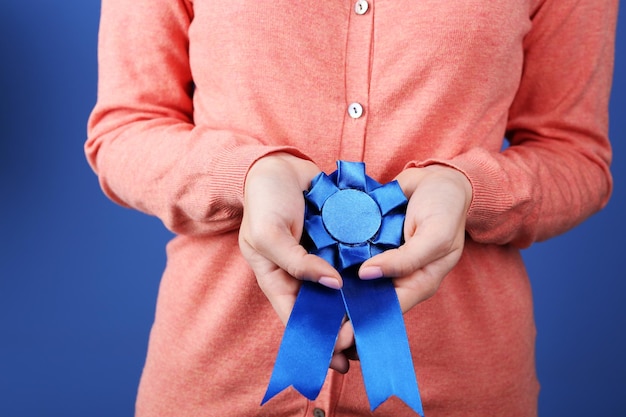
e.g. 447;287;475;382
238;153;355;373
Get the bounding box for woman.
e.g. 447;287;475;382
86;0;617;415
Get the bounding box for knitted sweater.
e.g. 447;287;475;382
86;0;616;415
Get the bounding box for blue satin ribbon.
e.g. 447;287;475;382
262;161;424;416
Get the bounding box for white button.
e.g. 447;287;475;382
348;102;364;119
355;0;369;15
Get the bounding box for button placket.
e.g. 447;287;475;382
339;0;374;161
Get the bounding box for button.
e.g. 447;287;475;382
313;409;325;417
348;102;364;119
355;0;369;15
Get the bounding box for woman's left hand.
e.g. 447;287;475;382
358;165;473;313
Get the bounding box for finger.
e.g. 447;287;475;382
247;225;343;288
253;267;303;324
330;320;356;373
329;352;350;374
359;220;460;279
392;253;462;312
334;320;354;353
336;320;359;362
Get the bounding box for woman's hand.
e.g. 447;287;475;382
359;165;473;313
238;153;354;372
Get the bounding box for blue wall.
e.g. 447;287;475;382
0;1;623;416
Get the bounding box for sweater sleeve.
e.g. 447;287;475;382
85;0;307;236
412;0;617;248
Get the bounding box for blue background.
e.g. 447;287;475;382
0;1;624;416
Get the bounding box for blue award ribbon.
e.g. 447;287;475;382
262;161;424;416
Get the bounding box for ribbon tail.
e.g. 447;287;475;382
262;281;346;404
341;268;424;416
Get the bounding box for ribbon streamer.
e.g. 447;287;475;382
262;161;424;416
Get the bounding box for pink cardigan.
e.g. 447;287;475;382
86;0;616;416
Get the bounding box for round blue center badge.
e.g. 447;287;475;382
321;189;381;244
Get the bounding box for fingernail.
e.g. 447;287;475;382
319;276;341;290
359;266;383;280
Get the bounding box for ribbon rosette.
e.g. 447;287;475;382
262;161;424;416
